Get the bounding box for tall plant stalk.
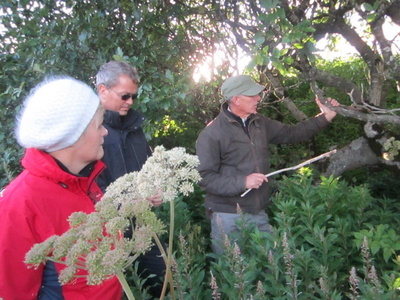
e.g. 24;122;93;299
116;272;136;300
160;199;176;300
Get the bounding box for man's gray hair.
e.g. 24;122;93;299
95;61;139;88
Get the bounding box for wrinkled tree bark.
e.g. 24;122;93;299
322;137;379;177
323;122;400;177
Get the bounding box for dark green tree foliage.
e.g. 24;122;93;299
0;55;26;187
1;0;219;186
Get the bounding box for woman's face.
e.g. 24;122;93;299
74;107;108;164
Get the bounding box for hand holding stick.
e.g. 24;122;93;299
240;149;337;197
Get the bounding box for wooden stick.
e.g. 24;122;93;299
240;149;337;197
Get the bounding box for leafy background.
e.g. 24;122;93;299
1;1;400;298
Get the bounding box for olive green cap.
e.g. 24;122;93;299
221;75;265;101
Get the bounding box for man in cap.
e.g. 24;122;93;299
195;74;339;254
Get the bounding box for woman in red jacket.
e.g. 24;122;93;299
0;77;122;299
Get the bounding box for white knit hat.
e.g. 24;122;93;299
16;77;100;152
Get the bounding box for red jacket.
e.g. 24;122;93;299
0;148;122;300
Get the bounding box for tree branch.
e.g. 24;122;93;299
314;69;364;104
311;81;400;125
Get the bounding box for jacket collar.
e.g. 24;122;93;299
21;148;104;189
54;158;97;177
104;109;145;130
221;102;259;125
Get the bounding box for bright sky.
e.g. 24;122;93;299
193;18;400;82
192;46;251;82
315;18;400;60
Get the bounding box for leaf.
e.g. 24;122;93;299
366;13;377;23
141;82;153;92
255;36;265;46
393;241;400;250
165;69;174;83
383;248;393;262
370;240;380;255
353;232;365;240
259;0;279;10
78;31;88;42
393;277;400;289
362;3;374;11
293;43;304;49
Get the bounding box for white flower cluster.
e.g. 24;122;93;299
105;145;201;204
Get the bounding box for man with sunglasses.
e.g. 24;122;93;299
96;60;165;297
196;74;340;255
96;60;146;185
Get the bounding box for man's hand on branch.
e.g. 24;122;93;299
315;97;340;122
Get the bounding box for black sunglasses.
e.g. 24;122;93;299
109;88;138;101
120;93;138;101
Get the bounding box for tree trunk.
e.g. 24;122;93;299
323;122;400;178
322;137;379;177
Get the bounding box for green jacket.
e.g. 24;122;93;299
195;103;330;214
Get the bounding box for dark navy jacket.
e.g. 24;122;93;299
97;109;166;297
97;109;152;192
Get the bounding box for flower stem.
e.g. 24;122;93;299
159;199;176;300
152;233;175;298
116;272;135;300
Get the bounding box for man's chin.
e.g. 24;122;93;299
119;110;129;116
